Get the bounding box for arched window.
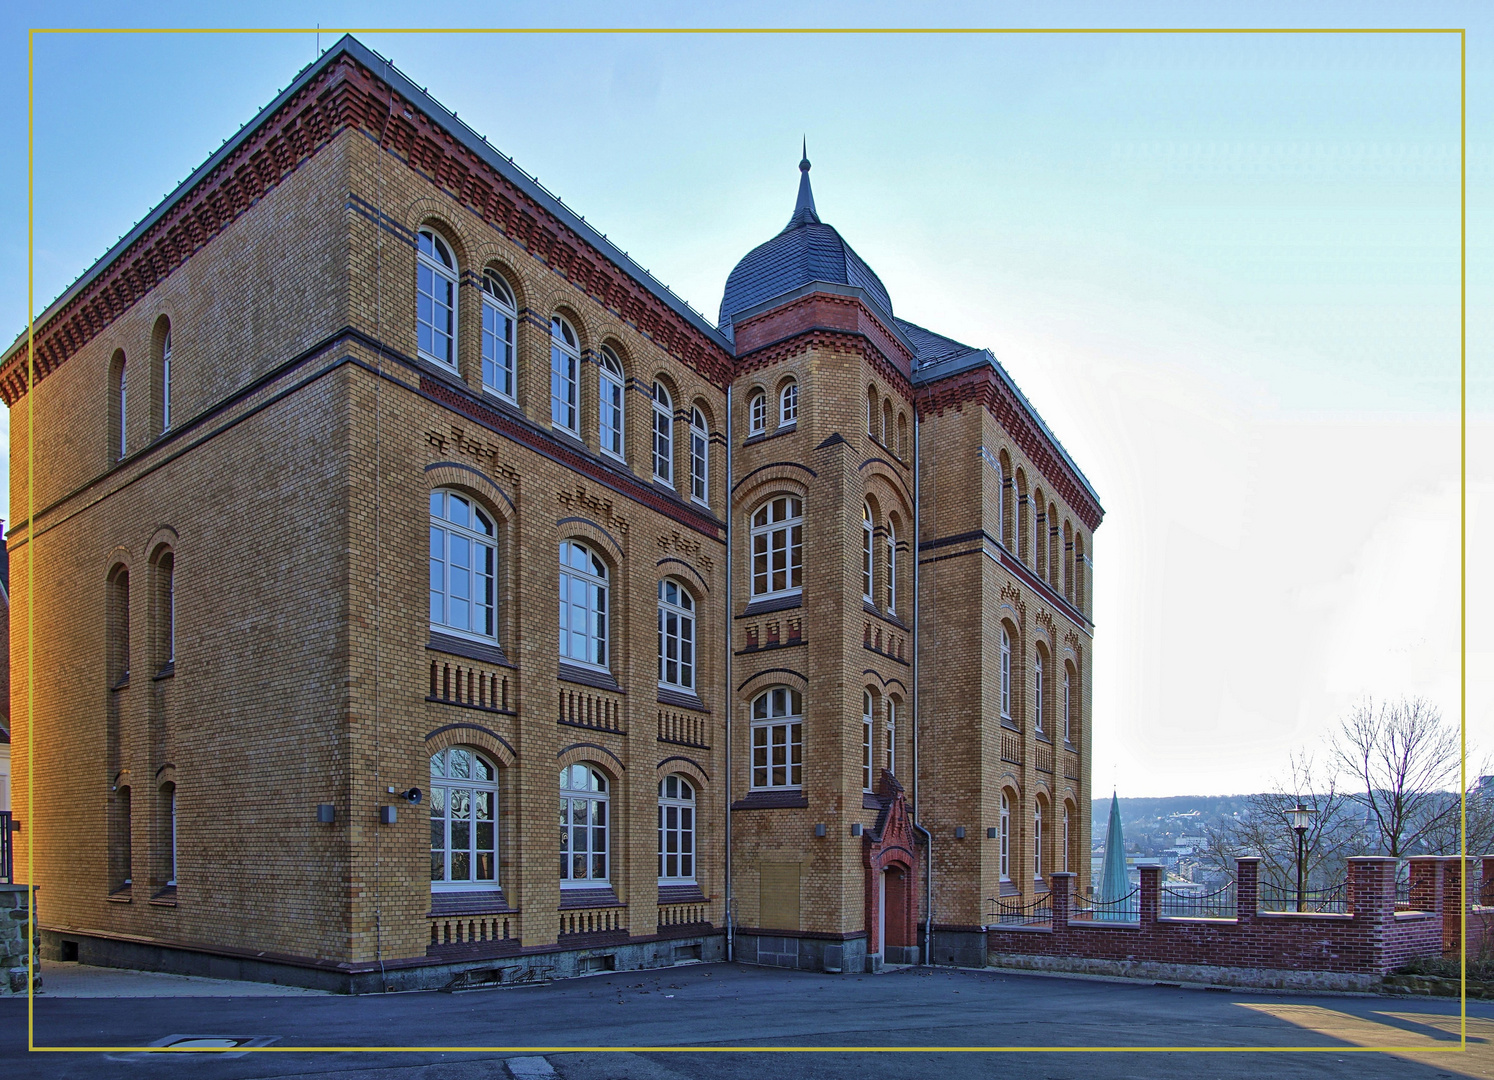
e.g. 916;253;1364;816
867;386;878;437
999;791;1011;881
160;782;177;889
559;541;608;669
111;785;132;893
862;690;875;792
560;764;609;884
882;399;893;447
108;566;130;685
160;325;173;433
658;774;696;883
1063;666;1072;744
1034;802;1045;881
1063;805;1071;873
1048;502;1061;588
897;412;908;460
861;503;874;601
652;381;674;485
884;697;897;776
750;687;803;790
1063;520;1075;603
657;578;696;692
417;229;458;368
885;521;897;614
999;451;1014;550
430;490;497;643
750;496;803;599
1034;649;1045;735
999;629;1012;720
155;549;175;670
481;271;517;400
598;346;625;459
550;316;580;433
779;380;799;426
430;746;498;889
1034;489;1048;580
113;351;128;461
748;391;766;436
689;408;709;505
1016;471;1030;565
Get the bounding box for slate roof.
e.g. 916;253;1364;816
718;156;893;339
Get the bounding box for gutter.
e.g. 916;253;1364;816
911;411;934;964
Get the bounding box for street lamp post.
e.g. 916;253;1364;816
1285;803;1318;912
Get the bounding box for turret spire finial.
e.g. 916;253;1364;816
791;137;818;225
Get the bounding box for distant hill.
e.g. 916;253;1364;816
1090;795;1257;854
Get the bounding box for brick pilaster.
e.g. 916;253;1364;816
1050;871;1073;932
1408;855;1442;914
1234;857;1259;922
1137;864;1160;926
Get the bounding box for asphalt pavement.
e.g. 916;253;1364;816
3;962;1492;1080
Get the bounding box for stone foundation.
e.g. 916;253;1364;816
1;885;40;995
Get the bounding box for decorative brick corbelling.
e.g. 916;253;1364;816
733;327;914;403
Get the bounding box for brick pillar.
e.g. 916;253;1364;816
1050;872;1073;934
1441;856;1477;953
1235;857;1259;922
1481;856;1494;906
1347;857;1398;976
1138;864;1160;926
1408;856;1442;914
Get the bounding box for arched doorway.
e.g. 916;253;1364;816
863;769;921;970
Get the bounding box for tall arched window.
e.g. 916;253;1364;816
999;452;1014;550
748;391;766;436
999;629;1012;721
867;386;878;437
862;691;875;792
598;346;625;459
1034;649;1045;735
779;380;799;426
897;412;908;459
657;579;696;692
109;565;131;685
160;782;177;889
1063;805;1071;873
882;399;893;446
1016;471;1030;565
999;792;1012;881
430;746;498;889
112;350;128;461
1048;502;1061;588
658;774;696;883
750;496;803;599
481;270;517;400
550;316;580;433
750;687;803;790
884;697;897;776
417;229;458;368
861;503;874;601
1063;666;1072;744
1034;802;1045;881
689;408;709;505
1034;489;1048;580
559;541;608;669
885;521;897;614
155;549;175;670
652;381;674;485
111;785;132;893
560;764;609;884
160;325;173;433
430;490;497;643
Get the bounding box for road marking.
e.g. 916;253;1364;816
507;1056;558;1079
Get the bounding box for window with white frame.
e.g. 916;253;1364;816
417;229;458;368
430;490;498;643
1063;668;1072;744
748;391;766;436
657;578;696;692
750;686;803;790
658;774;696;883
598;346;625;459
162;782;177;888
999;629;1012;720
559;540;608;669
862;691;874;792
861;503;874;601
160;551;175;666
550;316;580;433
750;496;803;599
689;408;709;505
884;698;897;776
779;380;799;426
161;328;173;432
999;792;1011;880
430;746;498;889
652;381;674;485
1034;650;1045;734
1034;803;1044;880
886;522;897;613
560;764;609;884
481;271;517;400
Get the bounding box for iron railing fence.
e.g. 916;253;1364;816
1071;888;1140;922
1258;880;1349;914
1159;880;1237;919
987;893;1053;927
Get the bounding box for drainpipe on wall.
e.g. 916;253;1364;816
723;385;734;963
911;412;934;965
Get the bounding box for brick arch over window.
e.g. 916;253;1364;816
557;747;623;782
404;204;471;267
425;722;517;767
656;756;709;791
472;250;531;311
424;463;514;518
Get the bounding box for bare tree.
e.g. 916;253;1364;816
1415;759;1494;858
1329;697;1460;859
1203;752;1364;889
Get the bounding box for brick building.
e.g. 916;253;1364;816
4;36;1101;990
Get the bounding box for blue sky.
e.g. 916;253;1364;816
2;1;1489;796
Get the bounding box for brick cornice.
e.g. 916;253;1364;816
917;365;1103;532
3;52;734;407
734;326;914;403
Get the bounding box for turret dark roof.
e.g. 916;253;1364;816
718;151;893;339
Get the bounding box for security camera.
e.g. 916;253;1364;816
400;787;423;805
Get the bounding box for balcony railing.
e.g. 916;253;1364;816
999;728;1022;766
558;686;625;734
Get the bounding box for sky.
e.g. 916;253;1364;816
1;1;1489;797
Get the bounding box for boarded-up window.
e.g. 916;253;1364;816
759;862;801;930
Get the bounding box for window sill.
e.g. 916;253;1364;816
558;885;622;909
111;676;130;691
428;631;512;668
1000;881;1019;897
862;601;908;630
1035;733;1052;745
558;663;622;693
106;887;132;903
153;662;175;681
1000;718;1019;731
429;888;513;916
657;687;709;713
732;790;808;811
737;594;803;619
740;425;797;448
149;885;178;906
862;792;888;811
659;883;706;905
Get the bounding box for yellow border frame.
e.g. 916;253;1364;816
19;23;1470;1056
